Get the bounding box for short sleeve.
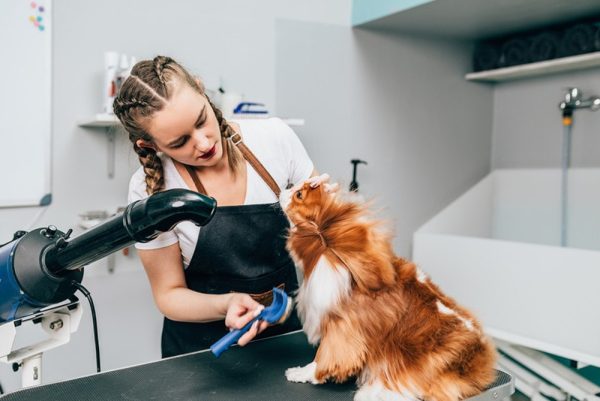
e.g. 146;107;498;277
128;168;179;250
273;119;314;186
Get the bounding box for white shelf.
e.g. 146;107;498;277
466;52;600;83
77;114;305;179
77;113;120;128
78;114;305;128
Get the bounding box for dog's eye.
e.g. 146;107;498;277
295;191;303;200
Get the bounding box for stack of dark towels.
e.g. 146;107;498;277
473;20;600;72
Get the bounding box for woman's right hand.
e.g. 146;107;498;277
224;293;269;346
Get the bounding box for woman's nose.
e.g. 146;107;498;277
192;132;211;152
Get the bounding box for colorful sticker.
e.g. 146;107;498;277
28;2;46;32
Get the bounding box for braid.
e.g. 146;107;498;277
207;97;243;174
113;97;150;116
132;140;164;195
153;56;173;97
114;71;166;194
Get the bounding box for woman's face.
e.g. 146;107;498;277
143;81;224;168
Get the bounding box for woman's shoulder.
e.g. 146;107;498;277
236;117;295;147
128;166;148;202
128;154;182;202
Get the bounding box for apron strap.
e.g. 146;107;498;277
231;133;281;198
184;165;208;195
183;131;281;198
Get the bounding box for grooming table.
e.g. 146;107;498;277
0;331;513;400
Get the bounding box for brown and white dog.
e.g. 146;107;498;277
279;183;496;401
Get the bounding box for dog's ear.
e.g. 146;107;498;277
329;223;396;291
329;225;394;291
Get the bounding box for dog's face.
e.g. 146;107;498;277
280;183;326;226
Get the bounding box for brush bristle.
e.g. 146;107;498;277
277;296;293;324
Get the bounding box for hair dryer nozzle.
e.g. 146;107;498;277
46;189;216;275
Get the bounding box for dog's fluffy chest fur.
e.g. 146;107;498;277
295;255;351;344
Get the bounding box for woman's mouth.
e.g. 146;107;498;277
199;145;216;160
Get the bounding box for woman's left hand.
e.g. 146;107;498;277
306;173;340;193
224;293;269;346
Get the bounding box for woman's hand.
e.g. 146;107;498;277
224;293;269;346
305;173;340;193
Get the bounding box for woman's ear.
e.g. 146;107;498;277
136;139;156;151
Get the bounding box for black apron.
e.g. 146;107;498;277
161;165;301;358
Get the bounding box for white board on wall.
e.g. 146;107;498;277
0;0;52;208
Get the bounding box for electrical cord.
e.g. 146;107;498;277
71;281;101;373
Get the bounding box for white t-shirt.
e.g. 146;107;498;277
128;117;314;268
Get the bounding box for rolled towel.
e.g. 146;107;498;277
558;23;595;57
500;38;529;67
473;42;500;71
529;31;560;62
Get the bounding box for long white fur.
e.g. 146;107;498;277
295;255;352;344
436;300;474;332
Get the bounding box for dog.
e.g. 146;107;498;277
279;183;496;401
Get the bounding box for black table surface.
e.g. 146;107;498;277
1;331;510;401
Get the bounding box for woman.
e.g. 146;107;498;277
113;55;331;358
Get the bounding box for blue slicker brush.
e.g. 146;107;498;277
210;287;293;357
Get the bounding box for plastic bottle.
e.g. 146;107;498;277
115;53;129;93
103;51;119;114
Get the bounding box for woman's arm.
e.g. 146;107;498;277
138;244;266;345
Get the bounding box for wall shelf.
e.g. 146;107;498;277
78;114;305;127
77;114;305;179
77;113;120;128
465;52;600;83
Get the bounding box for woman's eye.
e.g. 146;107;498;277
295;191;303;200
195;110;207;128
171;137;189;149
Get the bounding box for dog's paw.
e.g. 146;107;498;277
285;362;320;384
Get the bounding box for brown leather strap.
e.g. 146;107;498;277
246;283;285;307
183;131;281;198
230;132;281;198
184;164;208;195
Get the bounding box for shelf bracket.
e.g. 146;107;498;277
106;127;116;179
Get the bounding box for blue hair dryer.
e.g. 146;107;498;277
0;189;216;324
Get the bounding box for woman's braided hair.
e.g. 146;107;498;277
113;56;242;194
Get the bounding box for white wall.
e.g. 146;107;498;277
0;0;351;242
276;21;494;256
0;0;351;393
492;68;600;169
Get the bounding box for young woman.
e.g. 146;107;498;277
113;55;330;357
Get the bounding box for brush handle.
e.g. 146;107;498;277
210;316;260;357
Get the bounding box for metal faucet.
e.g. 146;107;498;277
559;87;600;113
